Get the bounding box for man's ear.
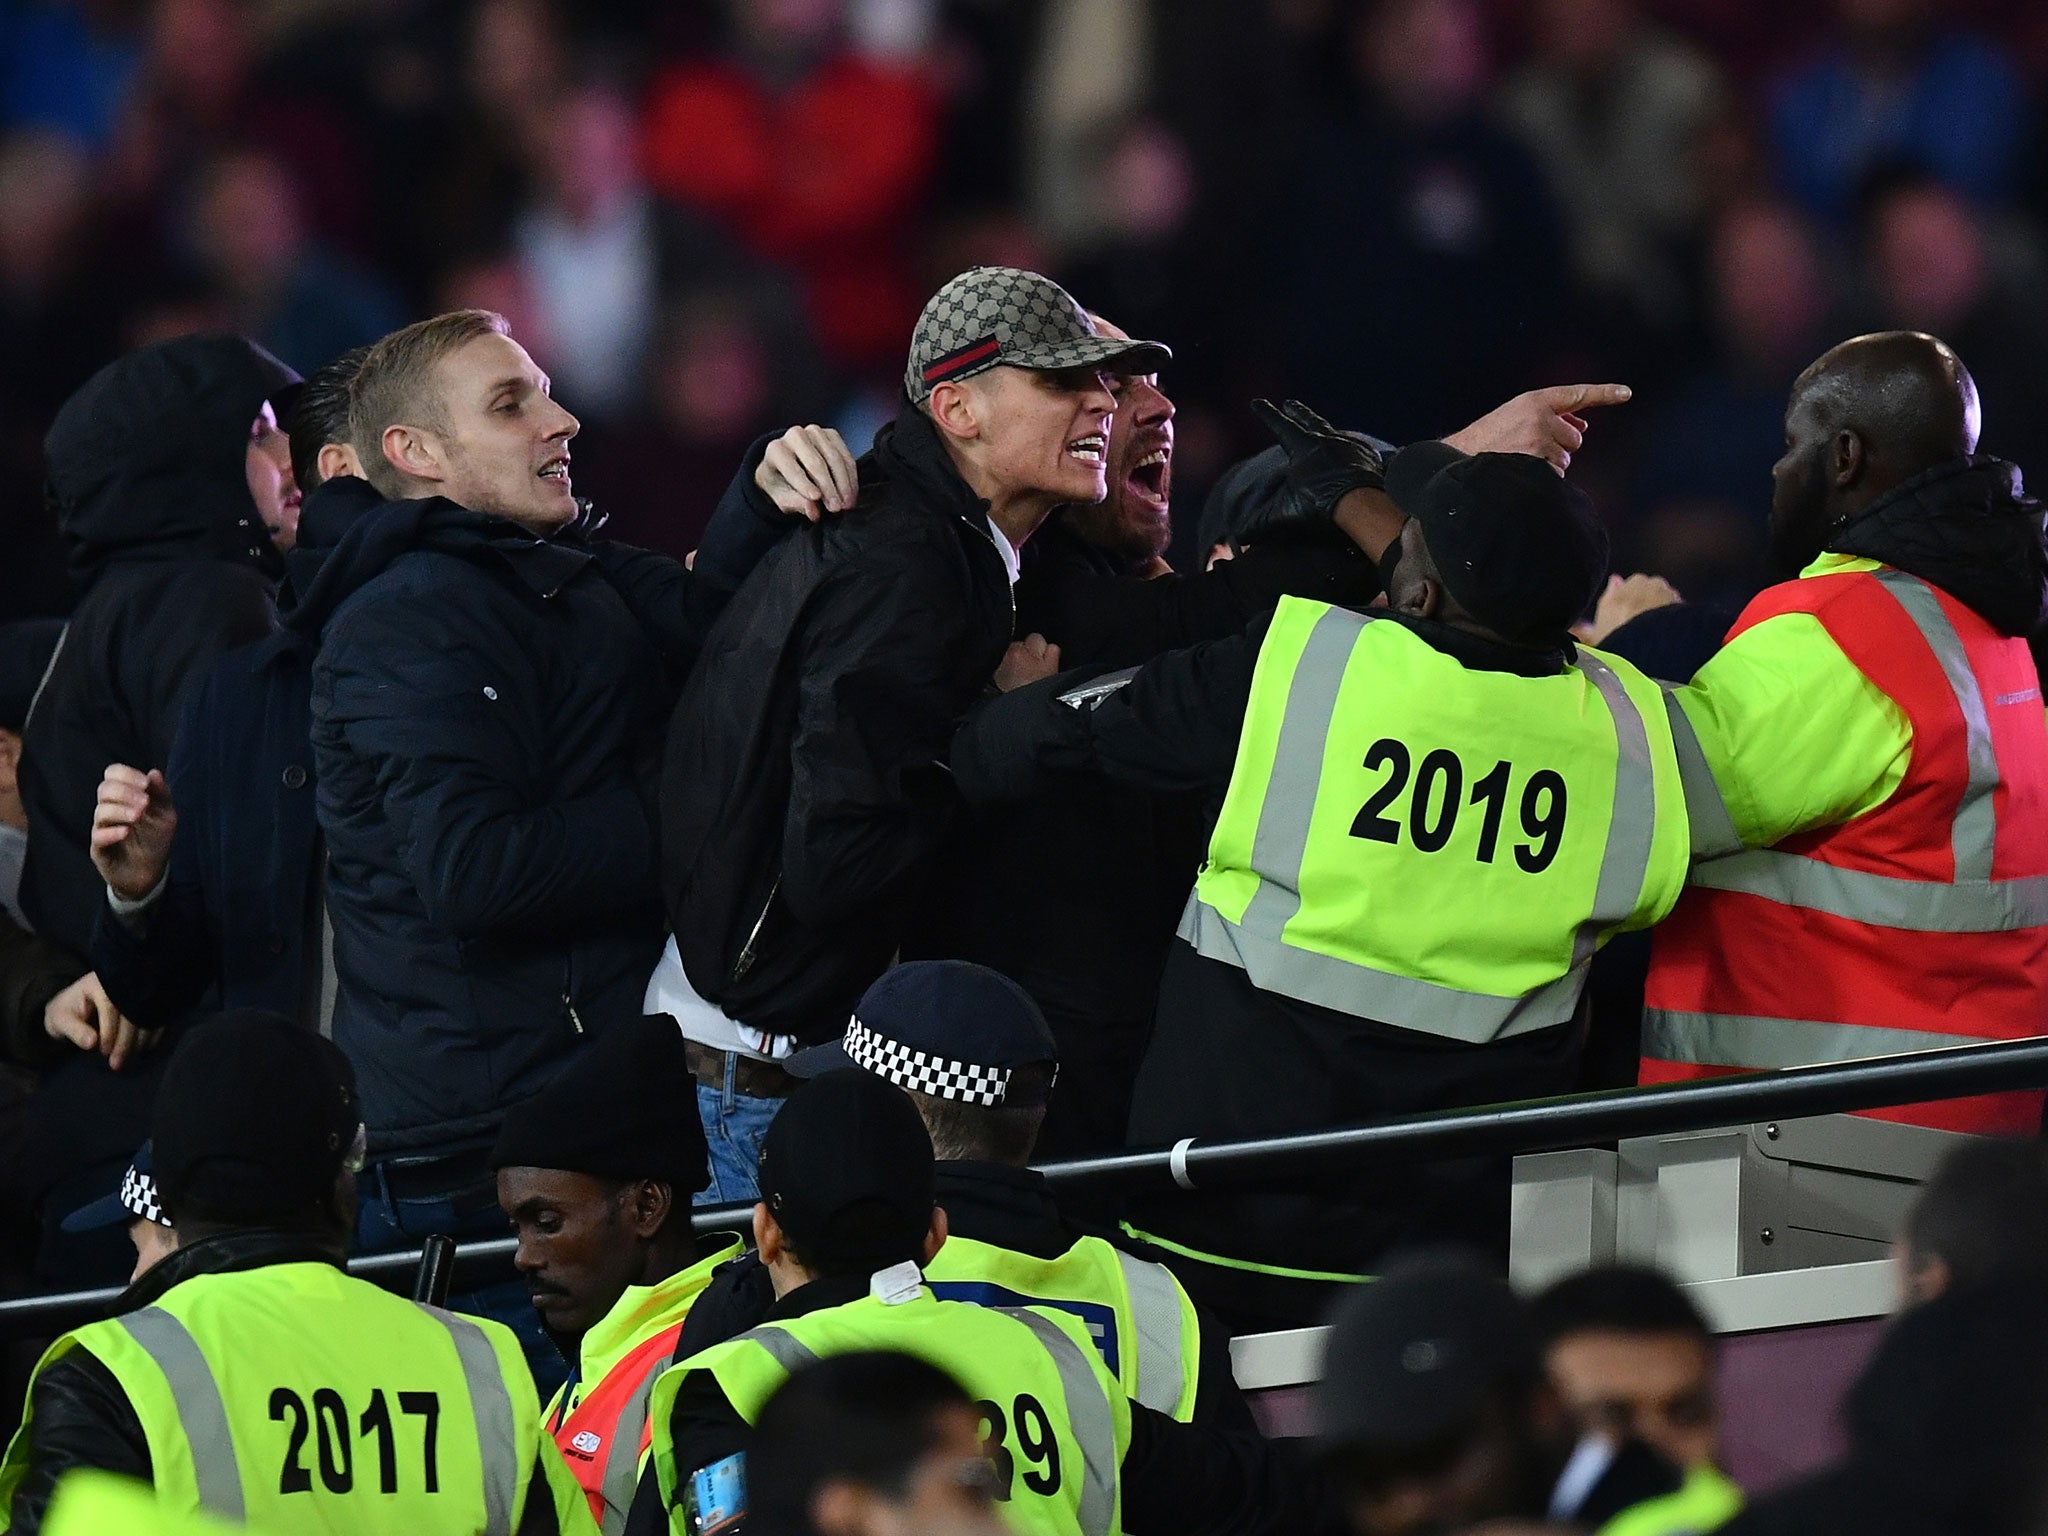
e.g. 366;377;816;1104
1393;574;1443;620
924;380;982;445
1830;428;1866;490
0;729;20;796
753;1201;783;1266
316;443;362;484
381;423;443;484
629;1180;672;1241
921;1205;949;1266
810;1482;881;1536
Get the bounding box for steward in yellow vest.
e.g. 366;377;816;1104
491;1018;748;1536
1314;1262;1737;1536
952;439;1693;1331
627;1072;1315;1536
781;961;1250;1431
0;1010;593;1536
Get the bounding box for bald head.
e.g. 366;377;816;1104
1768;331;1980;574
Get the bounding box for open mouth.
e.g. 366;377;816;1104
537;455;572;492
1066;433;1106;464
1126;445;1171;506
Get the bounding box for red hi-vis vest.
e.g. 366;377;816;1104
550;1323;683;1533
1642;567;2048;1134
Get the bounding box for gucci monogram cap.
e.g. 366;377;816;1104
904;266;1172;403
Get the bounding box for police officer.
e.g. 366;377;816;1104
780;960;1251;1432
1641;332;2048;1133
57;1141;178;1285
953;424;1694;1329
0;1010;594;1536
492;1017;749;1534
1315;1260;1740;1536
630;1072;1311;1536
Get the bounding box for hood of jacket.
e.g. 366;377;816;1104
863;399;993;533
1829;455;2048;637
45;334;302;592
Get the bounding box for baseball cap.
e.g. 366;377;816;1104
787;961;1059;1110
61;1142;173;1234
1317;1261;1542;1451
904;267;1171;404
490;1014;710;1193
151;1010;362;1227
1385;441;1610;646
758;1072;937;1275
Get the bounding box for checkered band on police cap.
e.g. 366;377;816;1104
123;1162;171;1228
843;1015;1015;1107
903;266;1172;402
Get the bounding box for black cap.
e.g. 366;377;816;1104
151;1011;360;1226
61;1142;173;1233
787;962;1058;1109
490;1015;710;1193
0;619;63;732
1316;1261;1540;1450
759;1072;936;1275
1385;441;1609;645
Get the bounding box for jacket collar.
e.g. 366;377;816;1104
866;403;995;537
934;1161;1075;1260
577;1233;746;1380
765;1267;912;1322
116;1227;348;1314
1375;610;1574;678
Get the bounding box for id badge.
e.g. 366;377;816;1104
687;1453;747;1536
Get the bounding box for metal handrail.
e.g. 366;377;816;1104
7;1034;2047;1337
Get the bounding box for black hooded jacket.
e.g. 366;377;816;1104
1828;454;2048;639
659;409;1014;1042
285;485;785;1156
20;335;299;954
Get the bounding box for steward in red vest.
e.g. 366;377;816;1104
493;1017;746;1534
1643;332;2048;1134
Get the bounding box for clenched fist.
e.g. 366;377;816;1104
44;971;159;1070
995;634;1063;692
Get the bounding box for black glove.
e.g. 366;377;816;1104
1237;398;1386;544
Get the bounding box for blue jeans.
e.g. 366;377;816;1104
693;1056;784;1208
355;1163;566;1398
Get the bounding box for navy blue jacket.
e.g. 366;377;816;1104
289;484;785;1156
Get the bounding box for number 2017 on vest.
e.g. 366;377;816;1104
269;1386;441;1495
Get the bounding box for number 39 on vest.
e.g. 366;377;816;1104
1186;598;1693;1040
648;1290;1132;1536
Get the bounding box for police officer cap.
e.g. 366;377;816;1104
1385;441;1610;646
759;1071;937;1274
490;1014;711;1193
1316;1260;1541;1451
787;961;1059;1110
152;1010;360;1226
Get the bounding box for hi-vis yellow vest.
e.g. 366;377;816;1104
1187;600;1691;1039
648;1289;1130;1536
926;1235;1201;1421
0;1262;595;1536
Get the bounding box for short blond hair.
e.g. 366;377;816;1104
349;309;508;494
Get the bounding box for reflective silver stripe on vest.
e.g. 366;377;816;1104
741;1325;824;1376
1236;606;1364;938
1874;570;2000;882
116;1308;246;1521
419;1305;519;1536
1687;848;2048;932
1572;652;1657;967
602;1370;663;1527
1111;1250;1187;1418
999;1309;1119;1536
1191;614;1658;1042
1179;895;1585;1039
1662;685;1743;859
1642;1007;1990;1069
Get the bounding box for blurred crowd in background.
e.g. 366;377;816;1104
7;0;2048;626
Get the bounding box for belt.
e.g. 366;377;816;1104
684;1039;798;1099
371;1147;497;1207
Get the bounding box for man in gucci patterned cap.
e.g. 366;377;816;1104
652;270;1171;1204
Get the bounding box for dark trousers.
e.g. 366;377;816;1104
1125;943;1584;1333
